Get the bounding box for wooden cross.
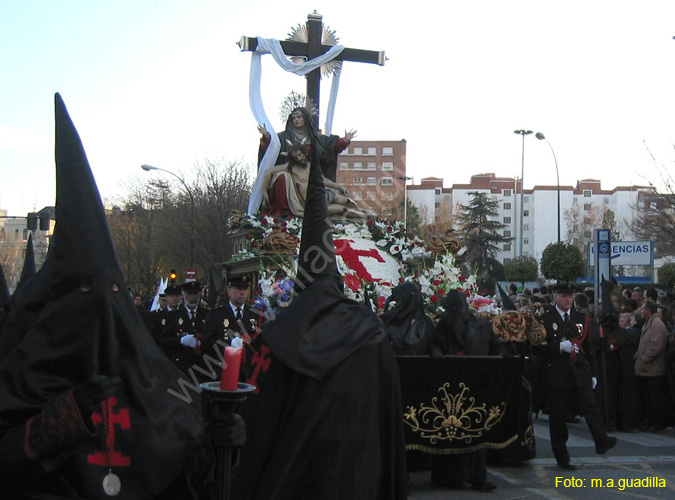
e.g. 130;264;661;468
238;11;386;126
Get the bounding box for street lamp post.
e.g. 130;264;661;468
141;164;195;268
535;132;561;242
398;176;413;230
513;130;532;257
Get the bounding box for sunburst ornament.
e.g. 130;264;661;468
280;91;318;123
286;23;342;78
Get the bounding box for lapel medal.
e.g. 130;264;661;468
552;323;558;331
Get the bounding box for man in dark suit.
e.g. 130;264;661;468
149;283;182;343
533;283;616;470
201;276;260;381
158;280;209;378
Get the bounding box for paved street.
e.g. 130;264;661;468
408;414;675;499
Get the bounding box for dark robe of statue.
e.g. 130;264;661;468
258;106;348;182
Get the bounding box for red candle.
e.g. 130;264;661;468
220;346;243;391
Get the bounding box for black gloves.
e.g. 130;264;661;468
72;375;121;417
209;413;246;449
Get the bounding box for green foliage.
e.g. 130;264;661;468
456;191;510;285
504;255;539;283
658;262;675;289
540;242;585;282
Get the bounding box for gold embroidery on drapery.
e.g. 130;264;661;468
403;382;506;445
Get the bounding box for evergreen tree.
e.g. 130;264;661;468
456;191;510;288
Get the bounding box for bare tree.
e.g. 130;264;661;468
107;158;253;295
564;202;606;265
628;143;675;258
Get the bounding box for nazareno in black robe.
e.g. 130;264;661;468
233;126;408;500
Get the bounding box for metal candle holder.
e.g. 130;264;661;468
200;382;256;500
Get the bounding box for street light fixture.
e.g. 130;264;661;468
398;176;413;230
141;164;195;268
535;132;561;242
513;130;532;257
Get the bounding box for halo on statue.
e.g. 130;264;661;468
287;23;342;78
279;91;318;123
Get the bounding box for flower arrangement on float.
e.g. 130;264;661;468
228;212;502;320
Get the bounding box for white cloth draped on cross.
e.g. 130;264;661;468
247;37;345;214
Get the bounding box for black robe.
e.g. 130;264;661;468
232;277;408;500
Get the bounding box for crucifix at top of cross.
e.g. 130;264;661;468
240;11;387;214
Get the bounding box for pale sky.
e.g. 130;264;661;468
2;0;675;217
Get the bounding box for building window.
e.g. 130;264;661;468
353;192;363;200
367;147;376;155
503;230;511;237
381;162;393;171
435;188;441;195
523;238;529;245
504;202;511;210
584;230;593;238
353;162;363;170
367;162;376;170
583;190;592;197
339;177;347;183
385;193;394;200
573;197;578;204
367;192;376;200
367;177;376;185
382;146;393;156
14;229;19;240
353;177;362;185
504;257;511;263
503;244;511;251
503;189;512;197
339;162;348;170
504;217;511;224
603;197;609;204
381;177;393;186
523;210;529;217
584;203;592;210
353;147;362;155
524;196;530;203
523;224;529;231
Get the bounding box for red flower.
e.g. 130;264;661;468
251;240;258;248
430;295;439;303
432;279;441;287
246;233;253;240
399;277;405;283
437;288;446;295
458;276;466;282
378;296;386;310
344;273;361;292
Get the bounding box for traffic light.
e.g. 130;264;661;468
39;212;51;231
26;210;52;231
27;213;38;231
169;269;177;283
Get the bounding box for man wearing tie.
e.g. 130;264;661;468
201;276;260;380
534;283;616;470
158;279;208;377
